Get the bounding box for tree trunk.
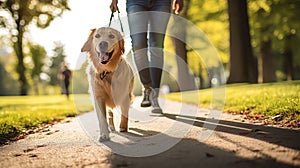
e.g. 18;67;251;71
259;37;276;83
283;34;294;81
227;0;257;84
14;19;28;95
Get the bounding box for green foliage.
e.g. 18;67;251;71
72;61;89;94
249;0;300;44
27;43;47;94
0;0;70;95
168;0;229;89
248;0;300;79
0;38;19;95
48;41;67;86
166;81;300;122
0;62;19;95
28;43;46;79
182;0;300;82
189;0;229;65
0;94;93;140
0;0;70;30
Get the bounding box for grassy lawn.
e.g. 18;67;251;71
1;81;299;142
166;81;300;124
0;94;93;141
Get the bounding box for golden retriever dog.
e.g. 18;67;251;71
81;27;134;142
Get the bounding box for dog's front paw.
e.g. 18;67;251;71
119;127;128;132
98;133;110;142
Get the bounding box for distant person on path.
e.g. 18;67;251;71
110;0;184;114
58;63;72;99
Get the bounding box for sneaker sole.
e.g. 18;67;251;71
141;102;151;107
152;108;163;114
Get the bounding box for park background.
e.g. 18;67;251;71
0;0;300;141
1;0;300;95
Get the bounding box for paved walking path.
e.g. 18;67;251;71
1;98;300;167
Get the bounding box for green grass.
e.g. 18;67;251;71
166;81;300;122
0;94;93;141
1;81;299;141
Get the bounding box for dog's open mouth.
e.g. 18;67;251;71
98;50;114;64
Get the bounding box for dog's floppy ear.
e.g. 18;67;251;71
81;29;96;52
119;36;125;54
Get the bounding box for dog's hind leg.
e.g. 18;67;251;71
108;109;115;132
119;99;130;132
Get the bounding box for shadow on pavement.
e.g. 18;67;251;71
164;113;300;150
108;114;300;168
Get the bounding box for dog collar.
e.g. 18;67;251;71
98;60;123;80
99;71;110;80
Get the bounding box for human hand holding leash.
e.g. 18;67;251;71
110;0;118;12
111;0;183;14
173;0;184;14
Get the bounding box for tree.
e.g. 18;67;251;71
0;51;20;95
0;0;70;95
227;0;258;84
259;25;276;83
273;1;300;81
169;0;229;89
29;43;47;94
0;62;19;95
283;34;294;81
188;0;229;88
248;0;300;82
250;1;277;83
48;41;67;86
72;61;88;94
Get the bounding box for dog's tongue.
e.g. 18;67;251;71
99;52;109;62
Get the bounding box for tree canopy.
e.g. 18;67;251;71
177;0;300;86
0;0;70;95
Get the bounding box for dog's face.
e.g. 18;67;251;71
81;27;124;71
93;27;124;64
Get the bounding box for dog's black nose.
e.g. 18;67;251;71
99;41;108;52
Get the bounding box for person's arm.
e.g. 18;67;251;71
110;0;118;12
172;0;184;14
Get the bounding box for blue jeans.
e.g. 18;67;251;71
126;0;171;89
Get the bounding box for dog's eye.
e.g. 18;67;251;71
109;34;115;39
95;34;101;38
